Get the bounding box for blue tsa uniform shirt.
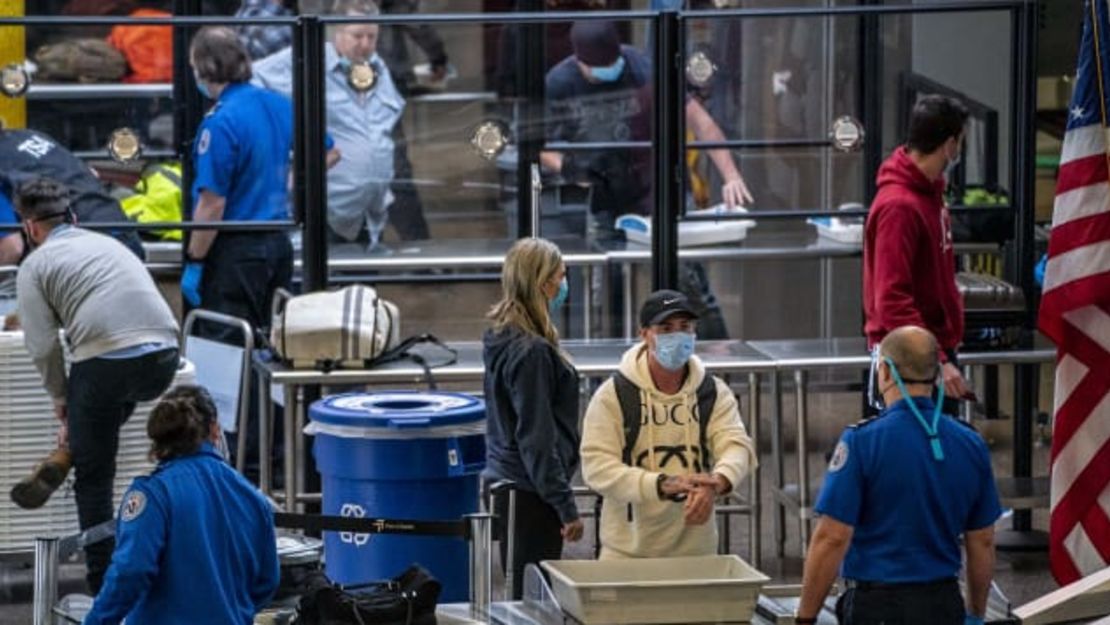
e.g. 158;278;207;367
83;444;280;625
192;82;294;222
815;397;1002;584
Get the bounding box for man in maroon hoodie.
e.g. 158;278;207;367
864;95;971;409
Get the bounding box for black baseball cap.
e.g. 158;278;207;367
640;289;699;328
570;20;621;67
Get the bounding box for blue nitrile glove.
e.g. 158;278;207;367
1034;253;1048;288
181;262;203;307
965;614;985;625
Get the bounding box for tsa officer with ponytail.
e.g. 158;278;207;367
184;26;338;338
482;237;584;600
84;386;280;625
795;326;1001;625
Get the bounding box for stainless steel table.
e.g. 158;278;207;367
747;337;1056;559
601;231;862;339
253;338;773;564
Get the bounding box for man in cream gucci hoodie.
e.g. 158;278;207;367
581;290;756;558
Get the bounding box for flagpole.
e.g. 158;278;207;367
1089;0;1110;168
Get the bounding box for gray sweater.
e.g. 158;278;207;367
17;226;179;402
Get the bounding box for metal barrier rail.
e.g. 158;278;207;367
33;512;496;625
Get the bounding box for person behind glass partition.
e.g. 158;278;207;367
0;125;145;260
253;0;404;255
482;237;584;600
541;21;752;338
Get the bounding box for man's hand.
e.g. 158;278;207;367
54;403;68;448
683;484;715;526
721;177;754;207
688;472;732;496
942;362;972;400
326;147;342;170
658;474;696;499
561;519;584;542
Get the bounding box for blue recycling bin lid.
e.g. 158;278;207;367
309;391;485;432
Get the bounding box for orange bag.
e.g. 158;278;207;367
107;9;173;83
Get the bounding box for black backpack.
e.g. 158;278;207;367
611;372;718;472
294;565;440;625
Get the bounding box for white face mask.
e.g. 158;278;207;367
944;141;962;177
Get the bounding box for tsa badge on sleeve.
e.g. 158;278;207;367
121;490;147;522
197;128;211;155
828;441;849;472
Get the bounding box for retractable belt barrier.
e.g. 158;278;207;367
33;512;496;625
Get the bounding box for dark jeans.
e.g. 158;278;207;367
198;232;293;345
67;347;179;593
199;232;292;483
835;579;963;625
388;123;431;241
488;486;563;600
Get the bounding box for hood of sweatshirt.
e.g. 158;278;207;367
875;147;945;204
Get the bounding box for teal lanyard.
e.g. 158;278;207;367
885;357;946;462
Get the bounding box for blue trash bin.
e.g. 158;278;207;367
308;391;486;602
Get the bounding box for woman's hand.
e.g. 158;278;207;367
561;518;584;542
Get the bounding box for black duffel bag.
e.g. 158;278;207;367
295;565;441;625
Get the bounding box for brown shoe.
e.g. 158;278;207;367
10;448;72;509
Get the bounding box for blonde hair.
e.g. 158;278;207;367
488;238;564;347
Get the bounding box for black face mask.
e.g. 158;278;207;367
21;208;75;251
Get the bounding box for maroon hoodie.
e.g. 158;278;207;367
863;147;963;361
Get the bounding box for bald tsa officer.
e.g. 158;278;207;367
796;325;1001;625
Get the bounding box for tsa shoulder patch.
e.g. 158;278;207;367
828;440;850;472
197;128;211;155
120;490;147;522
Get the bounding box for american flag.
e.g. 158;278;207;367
1039;0;1110;586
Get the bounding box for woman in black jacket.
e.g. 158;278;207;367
482;237;582;599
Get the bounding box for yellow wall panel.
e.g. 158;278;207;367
0;0;26;129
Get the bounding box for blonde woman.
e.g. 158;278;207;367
483;238;583;599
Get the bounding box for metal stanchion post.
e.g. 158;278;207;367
530;163;542;238
467;513;494;622
33;537;59;625
506;488;517;599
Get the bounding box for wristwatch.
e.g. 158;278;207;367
794;615;817;624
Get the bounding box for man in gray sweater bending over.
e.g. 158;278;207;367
13;178;180;593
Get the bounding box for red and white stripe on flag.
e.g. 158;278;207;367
1039;0;1110;586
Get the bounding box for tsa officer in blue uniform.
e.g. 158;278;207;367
182;26;338;340
84;385;280;625
795;326;1002;625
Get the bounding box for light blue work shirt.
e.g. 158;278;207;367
253;44;405;242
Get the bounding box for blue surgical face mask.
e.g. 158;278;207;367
548;277;569;314
589;55;626;83
654;331;696;371
193;70;211;99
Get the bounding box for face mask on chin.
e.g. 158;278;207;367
588;56;626;83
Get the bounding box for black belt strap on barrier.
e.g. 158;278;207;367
58;518;117;558
274;512;469;539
